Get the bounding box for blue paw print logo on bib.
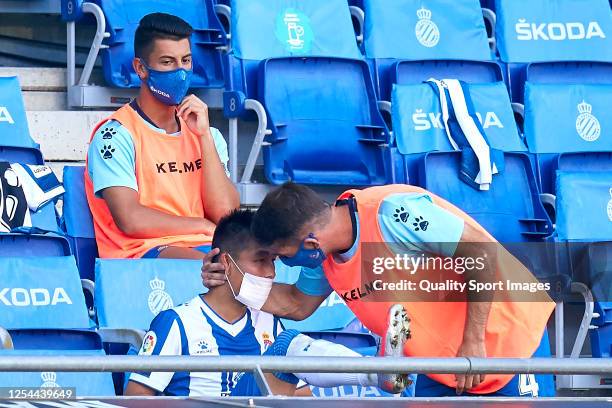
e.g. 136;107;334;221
275;9;313;54
412;216;429;231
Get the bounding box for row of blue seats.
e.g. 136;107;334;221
2;165;611;391
60;0;612;186
61;0;612;100
1;72;611;264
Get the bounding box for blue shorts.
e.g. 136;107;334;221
414;330;555;397
141;244;212;259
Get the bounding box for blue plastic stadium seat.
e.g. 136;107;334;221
0;190;72;258
260;57;391;185
226;0;389;186
495;0;612;101
62;166;98;280
421;152;552;243
226;0;362;101
95;259;203;330
0;349;116;396
556;171;612;359
391;81;527;183
362;0;496;100
421;152;562;290
0;256;97;350
9;329;101;350
82;0;226;88
224;0;390;186
0;256;91;329
0;77;43;165
524;83;612;193
556;172;612;244
0;76;70;256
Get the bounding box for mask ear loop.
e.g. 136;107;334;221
225;253;245;298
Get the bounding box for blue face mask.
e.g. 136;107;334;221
143;63;192;106
280;233;326;269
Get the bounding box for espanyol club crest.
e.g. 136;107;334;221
148;277;173;316
415;7;440;48
575;100;600;142
262;332;273;350
40;372;59;388
607;188;612;222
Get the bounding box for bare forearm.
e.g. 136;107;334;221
463;300;490;341
261;283;326;320
456;223;495;341
124;381;156;396
118;205;214;239
200;132;240;223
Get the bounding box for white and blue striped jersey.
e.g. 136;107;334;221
129;295;282;396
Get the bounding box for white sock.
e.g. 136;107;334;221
286;334;378;387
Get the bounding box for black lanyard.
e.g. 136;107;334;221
335;197;358;252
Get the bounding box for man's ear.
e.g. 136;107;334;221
133;58;148;81
219;253;231;277
303;237;320;250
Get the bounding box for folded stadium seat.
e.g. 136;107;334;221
391;81;528;183
0;350;116;396
225;0;392;189
495;0;612;103
361;0;500;101
94;258;203;347
0;256;97;348
0;256;114;396
0;76;71;257
555;171;612;389
95;258;203;391
421;151;551;240
524;83;612;194
259;58;390;185
61;166;98;280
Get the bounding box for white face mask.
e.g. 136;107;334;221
226;253;273;310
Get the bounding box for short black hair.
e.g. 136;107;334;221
252;182;329;246
211;209;256;262
134;13;193;61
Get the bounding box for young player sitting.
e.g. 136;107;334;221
125;209;411;397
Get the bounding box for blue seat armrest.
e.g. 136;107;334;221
61;0;85;21
223;91;247;118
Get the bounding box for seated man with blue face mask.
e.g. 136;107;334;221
85;12;239;260
125;209;411;397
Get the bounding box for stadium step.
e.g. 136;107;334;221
0;67;105;110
